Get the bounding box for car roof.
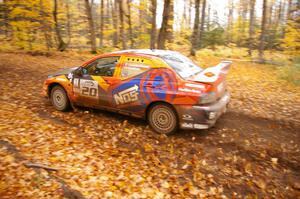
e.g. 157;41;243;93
83;49;180;67
110;49;179;57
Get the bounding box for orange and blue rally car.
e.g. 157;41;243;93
43;49;231;134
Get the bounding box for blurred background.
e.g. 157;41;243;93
0;0;299;57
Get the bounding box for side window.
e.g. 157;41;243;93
121;61;150;79
84;56;120;77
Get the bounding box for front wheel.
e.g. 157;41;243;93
50;85;70;111
147;103;178;135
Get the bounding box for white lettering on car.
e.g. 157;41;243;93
114;85;139;105
178;87;201;94
73;78;99;98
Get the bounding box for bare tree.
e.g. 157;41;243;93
139;0;147;33
190;0;200;56
259;0;268;61
39;0;52;50
99;0;104;48
119;0;127;49
207;4;211;31
227;0;234;43
127;0;134;48
248;0;256;56
84;0;97;53
166;0;174;42
66;0;71;45
150;0;157;49
157;0;171;49
53;0;67;51
111;0;119;46
198;0;206;48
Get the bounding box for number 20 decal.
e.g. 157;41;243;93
74;79;99;98
82;87;98;97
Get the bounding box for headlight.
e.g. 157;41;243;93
199;92;216;104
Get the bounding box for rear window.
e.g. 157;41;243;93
160;53;202;79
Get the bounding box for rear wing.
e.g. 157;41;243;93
193;61;232;83
214;61;232;75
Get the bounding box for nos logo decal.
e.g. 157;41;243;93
114;84;139;105
112;69;177;106
112;79;141;106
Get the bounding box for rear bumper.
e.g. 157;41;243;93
177;92;230;129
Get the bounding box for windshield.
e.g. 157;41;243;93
160;52;202;79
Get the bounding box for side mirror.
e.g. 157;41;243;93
74;67;83;76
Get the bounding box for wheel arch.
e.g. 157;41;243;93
145;101;179;121
47;82;65;98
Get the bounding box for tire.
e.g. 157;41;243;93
50;85;70;111
147;103;178;135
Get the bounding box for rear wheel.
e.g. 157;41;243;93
50;85;70;111
147;103;178;135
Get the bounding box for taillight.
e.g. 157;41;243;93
199;91;216;104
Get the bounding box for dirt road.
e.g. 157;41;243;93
0;52;299;198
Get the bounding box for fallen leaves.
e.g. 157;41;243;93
0;52;299;198
254;179;267;190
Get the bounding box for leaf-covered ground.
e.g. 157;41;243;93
0;52;299;198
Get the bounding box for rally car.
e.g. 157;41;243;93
43;49;231;134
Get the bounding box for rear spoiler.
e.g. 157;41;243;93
193;61;232;83
214;61;232;75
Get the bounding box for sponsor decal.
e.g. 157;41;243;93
182;114;193;121
182;123;209;129
114;85;139;105
194;124;209;129
178;87;201;94
181;122;193;128
73;78;99;98
185;83;205;89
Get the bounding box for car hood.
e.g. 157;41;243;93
48;66;79;77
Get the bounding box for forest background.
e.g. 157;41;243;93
0;0;299;84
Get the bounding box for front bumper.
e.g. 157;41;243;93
178;92;230;129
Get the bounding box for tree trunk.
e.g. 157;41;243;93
248;0;256;56
99;0;104;48
127;0;134;48
166;0;173;42
157;0;171;49
84;0;97;53
111;0;119;46
119;0;127;49
39;0;51;50
188;0;192;29
227;0;234;43
150;0;157;49
198;0;206;48
190;0;200;56
207;4;211;31
259;0;268;61
66;0;72;45
2;0;10;39
182;1;187;30
53;0;67;51
139;0;146;33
